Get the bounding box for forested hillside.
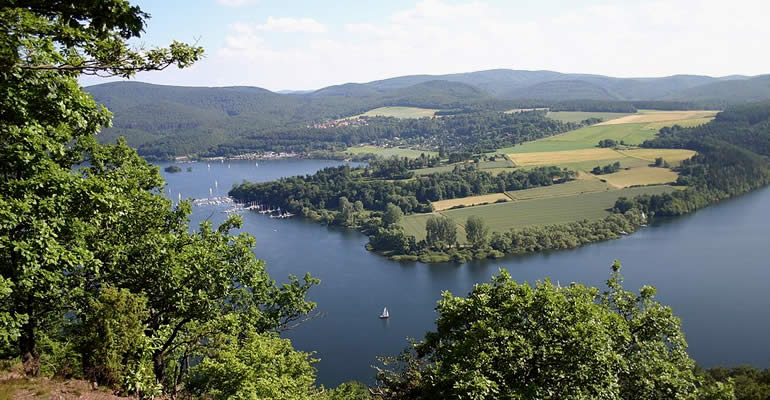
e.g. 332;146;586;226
87;69;768;159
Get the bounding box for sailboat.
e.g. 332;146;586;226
379;307;390;319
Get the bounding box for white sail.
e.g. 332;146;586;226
380;307;389;318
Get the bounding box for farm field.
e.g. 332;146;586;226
505;178;614;201
546;111;632;123
500;110;717;154
346;145;437;159
600;166;679;188
431;193;510;211
356;106;438;119
507;148;696;170
508;148;622;167
400;185;675;241
596;110;717;125
617;148;696;165
441;185;675;234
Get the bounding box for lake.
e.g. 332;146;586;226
158;159;770;387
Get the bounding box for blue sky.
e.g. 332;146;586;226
82;0;770;91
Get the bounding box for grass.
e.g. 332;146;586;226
356;106;438;119
500;110;717;154
505;179;614;201
507;148;696;174
617;148;696;166
431;193;510;211
508;148;623;167
596;110;717;125
401;184;676;242
346;145;437;159
439;185;675;234
601;167;679;188
546;111;632;123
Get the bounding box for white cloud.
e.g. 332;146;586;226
172;0;770;90
216;0;258;6
255;16;327;33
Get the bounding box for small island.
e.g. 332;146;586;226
164;165;182;173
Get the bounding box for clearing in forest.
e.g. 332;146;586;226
357;106;438;119
346;145;437;159
431;193;510;211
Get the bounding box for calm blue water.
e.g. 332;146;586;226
158;159;770;386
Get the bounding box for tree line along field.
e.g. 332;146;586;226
400;185;675;242
413;157;516;175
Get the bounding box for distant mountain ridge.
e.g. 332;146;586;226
85;68;768;158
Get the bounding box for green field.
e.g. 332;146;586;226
546;111;632;123
505;178;614;201
501;110;716;154
442;185;674;234
500;123;654;154
346;145;437;159
400;185;675;241
357;106;438;119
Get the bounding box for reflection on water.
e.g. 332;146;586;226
158;159;770;386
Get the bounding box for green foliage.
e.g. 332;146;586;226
80;287;149;388
375;262;711;399
1;2;321;398
382;203;404;227
187;331;318;400
321;381;375;400
230;162;573;218
425;216;457;249
464;215;489;248
702;366;770;400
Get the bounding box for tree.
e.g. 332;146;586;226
0;0;201;376
187;331;318;400
464;216;489;248
425;216;457;249
336;196;354;225
375;261;721;399
655;157;665;167
0;2;320;395
382;203;403;227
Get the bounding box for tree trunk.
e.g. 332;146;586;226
19;320;39;376
153;349;165;387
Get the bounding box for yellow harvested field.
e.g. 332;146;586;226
431;193;510;211
601;167;680;188
596;111;717;125
618;148;696;165
508;148;621;167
